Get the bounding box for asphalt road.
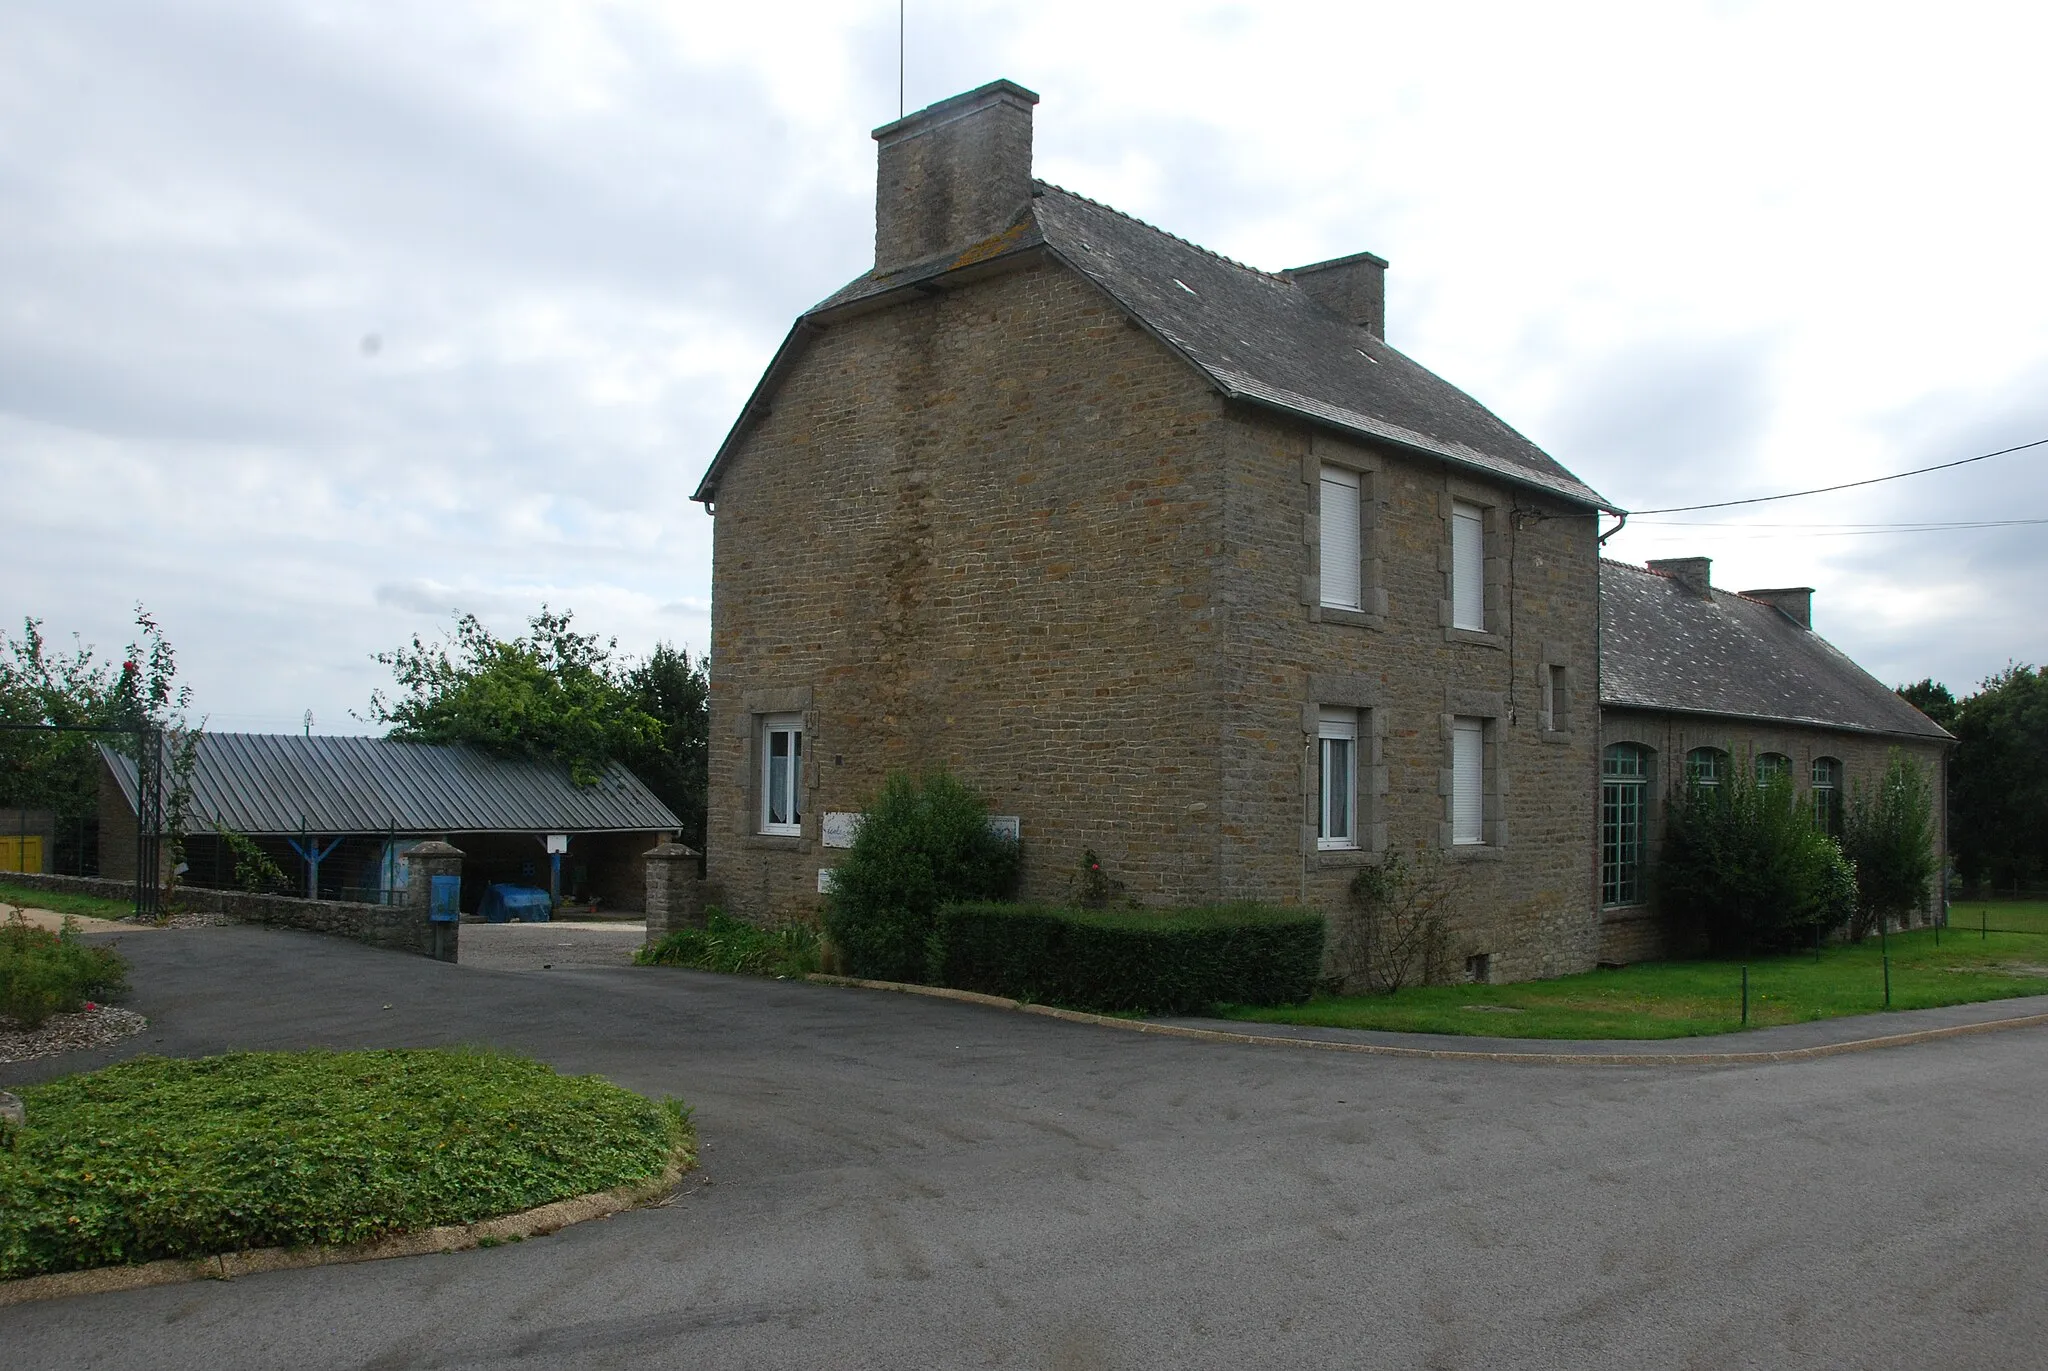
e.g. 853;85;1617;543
5;925;2045;1370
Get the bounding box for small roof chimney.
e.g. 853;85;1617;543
1742;586;1813;630
1283;250;1389;337
1648;556;1714;600
872;79;1039;277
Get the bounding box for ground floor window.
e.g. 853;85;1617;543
759;713;803;835
1812;755;1843;835
1317;708;1358;849
1602;744;1649;906
1756;751;1792;784
1685;746;1726;790
1451;717;1486;845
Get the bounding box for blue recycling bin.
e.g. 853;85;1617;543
479;883;552;923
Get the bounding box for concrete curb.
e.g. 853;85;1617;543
0;1145;695;1307
803;974;2048;1066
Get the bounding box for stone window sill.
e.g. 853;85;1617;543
1316;606;1386;631
1444;627;1505;650
743;833;812;854
1315;847;1383;869
1447;843;1507;862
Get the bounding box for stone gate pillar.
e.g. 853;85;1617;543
643;841;706;943
404;840;464;963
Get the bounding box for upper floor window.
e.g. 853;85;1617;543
1541;663;1569;732
1685;747;1727;789
760;713;803;835
1319;466;1362;610
1812;756;1843;835
1756;752;1792;785
1316;707;1358;850
1451;501;1485;631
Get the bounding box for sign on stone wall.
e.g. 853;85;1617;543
821;812;861;849
817;867;838;894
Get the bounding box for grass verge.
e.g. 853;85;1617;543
0;884;134;923
0;1048;691;1281
635;911;820;978
1216;928;2048;1039
1949;900;2048;935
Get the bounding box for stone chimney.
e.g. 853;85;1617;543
1742;586;1813;629
1283;250;1389;336
873;79;1039;277
1648;556;1714;600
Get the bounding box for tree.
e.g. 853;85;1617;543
622;643;709;854
1659;754;1856;955
365;608;661;788
1840;749;1937;940
1950;664;2048;891
0;607;191;817
1896;678;1960;732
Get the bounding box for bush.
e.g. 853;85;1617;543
634;910;820;978
1660;759;1855;954
823;770;1021;982
1;913;128;1028
1841;749;1938;940
935;902;1325;1015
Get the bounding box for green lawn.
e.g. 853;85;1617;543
1216;927;2048;1040
1949;900;2048;936
0;882;135;922
1;1048;693;1281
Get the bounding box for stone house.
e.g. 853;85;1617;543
1596;557;1952;961
693;80;1621;982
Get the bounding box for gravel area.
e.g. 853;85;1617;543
0;1005;148;1065
457;920;647;972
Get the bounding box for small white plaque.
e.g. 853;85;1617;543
821;811;862;849
818;867;839;894
544;834;569;854
988;816;1021;842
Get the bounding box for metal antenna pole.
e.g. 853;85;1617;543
899;0;905;117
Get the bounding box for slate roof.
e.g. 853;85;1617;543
1600;561;1951;741
697;183;1613;510
100;733;681;836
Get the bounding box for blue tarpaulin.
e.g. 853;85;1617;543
479;883;552;923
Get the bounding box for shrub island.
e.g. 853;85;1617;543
0;1047;692;1282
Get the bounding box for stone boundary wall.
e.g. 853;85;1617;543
0;871;444;959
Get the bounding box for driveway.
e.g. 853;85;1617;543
4;925;2044;1370
456;918;646;972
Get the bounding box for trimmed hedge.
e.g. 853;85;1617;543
935;902;1324;1014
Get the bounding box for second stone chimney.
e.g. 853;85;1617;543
1283;250;1389;336
1648;556;1714;600
873;79;1039;277
1742;586;1813;629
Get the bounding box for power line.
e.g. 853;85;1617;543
1635;517;2048;531
1628;436;2048;515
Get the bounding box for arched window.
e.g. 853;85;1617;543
1602;744;1651;907
1812;756;1843;835
1685;747;1727;789
1756;752;1792;784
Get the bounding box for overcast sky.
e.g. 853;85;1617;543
4;0;2044;732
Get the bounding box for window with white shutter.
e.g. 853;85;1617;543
1451;502;1485;630
1452;717;1485;845
1317;707;1358;849
760;713;803;835
1319;466;1362;610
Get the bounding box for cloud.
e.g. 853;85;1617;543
3;0;2044;736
